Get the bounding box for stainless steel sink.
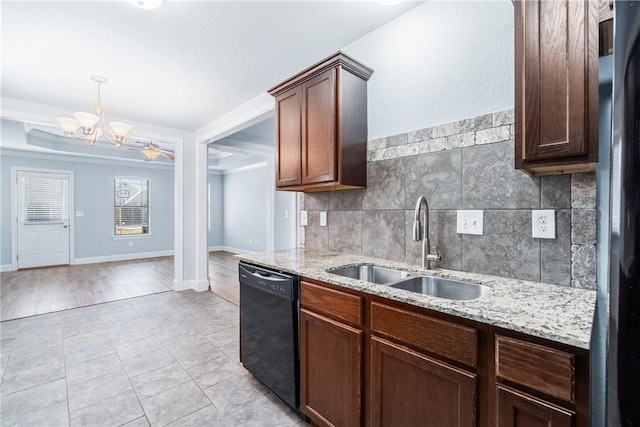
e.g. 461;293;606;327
327;264;410;284
389;276;488;300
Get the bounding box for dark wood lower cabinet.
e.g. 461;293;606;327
299;308;363;427
370;337;476;427
497;385;575;427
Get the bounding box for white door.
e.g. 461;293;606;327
16;171;70;269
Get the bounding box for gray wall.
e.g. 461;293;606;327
222;165;268;252
208;173;223;248
1;152;174;265
301;110;597;288
274;190;296;251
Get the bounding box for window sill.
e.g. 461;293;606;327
112;234;152;240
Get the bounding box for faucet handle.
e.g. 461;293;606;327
427;246;442;262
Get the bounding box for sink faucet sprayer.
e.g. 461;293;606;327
413;196;442;270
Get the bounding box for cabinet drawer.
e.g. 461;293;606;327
496;335;575;402
301;281;362;326
370;302;477;368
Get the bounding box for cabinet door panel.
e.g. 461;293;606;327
302;68;337;185
300;309;362;427
370;337;476;427
275;86;302;187
497;385;574;427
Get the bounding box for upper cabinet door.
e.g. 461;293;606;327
301;68;337;186
275;86;303;187
514;0;598;175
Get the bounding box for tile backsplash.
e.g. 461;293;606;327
299;110;597;289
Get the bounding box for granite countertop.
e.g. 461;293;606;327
237;249;596;350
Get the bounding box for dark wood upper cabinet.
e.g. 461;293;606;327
514;0;599;175
269;52;373;192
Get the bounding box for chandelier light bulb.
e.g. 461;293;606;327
109;121;133;145
73;112;100;134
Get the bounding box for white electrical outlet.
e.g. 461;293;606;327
128;241;134;248
456;210;484;235
532;210;556;239
76;210;84;217
320;212;327;227
300;210;308;226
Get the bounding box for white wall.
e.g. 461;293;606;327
343;0;514;140
208;172;223;248
222;165;268;252
274;190;297;250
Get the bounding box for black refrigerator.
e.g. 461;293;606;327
607;1;640;425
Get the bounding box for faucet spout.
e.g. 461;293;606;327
412;196;441;269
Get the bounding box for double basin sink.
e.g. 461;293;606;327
326;264;487;301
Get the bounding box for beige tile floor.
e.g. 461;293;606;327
0;290;307;427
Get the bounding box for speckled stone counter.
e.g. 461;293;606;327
237;249;596;350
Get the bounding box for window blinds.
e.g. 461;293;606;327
23;177;66;224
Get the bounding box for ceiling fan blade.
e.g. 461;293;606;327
159;151;175;161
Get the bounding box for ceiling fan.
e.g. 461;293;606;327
128;141;175;162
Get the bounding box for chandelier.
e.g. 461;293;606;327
55;76;133;148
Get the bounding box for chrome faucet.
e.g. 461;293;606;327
413;196;442;270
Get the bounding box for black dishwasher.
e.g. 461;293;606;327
239;262;301;414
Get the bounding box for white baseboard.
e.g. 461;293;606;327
214;246;255;255
193;279;210;292
74;250;174;265
1;264;15;272
208;246;224;252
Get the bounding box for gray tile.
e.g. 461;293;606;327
541;175;571;209
303;193;328;210
362;211;405;262
67;369;132;412
572;279;597;290
367;137;386;151
167;405;227;427
122;416;150;427
69;389;143;427
362;158;404;210
328;211;363;255
122;348;176;378
1;357;65;396
572;209;597;245
386;133;408;147
130;362;191;400
460;114;493;133
64;339;116;367
475;126;510;145
187;355;245;389
0;323;19;340
224;393;302;427
140;381;210;427
461;210;541;282
0;401;69;427
205;326;239;348
462;141;540;209
66;353;123;386
97;299;133;314
171;342;225;369
108;325;154;345
204;372;268;414
540;209;571;286
62;320;107;339
161;331;209;352
419;137;446;154
446;132;475;149
63;329;111;349
397;143;420;158
571;244;597;281
432;121;460;138
408;127;432;143
100;310;146;329
404;149;462;210
219;341;240;364
405;210;461;271
304;220;328;251
328;189;365;211
116;335;164;359
4;344;63;371
571;172;596;208
18;313;61;332
493;109;515;126
0;378;67;420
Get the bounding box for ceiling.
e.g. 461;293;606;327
1;0;420;132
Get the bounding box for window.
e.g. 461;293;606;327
114;177;150;236
23;175;67;224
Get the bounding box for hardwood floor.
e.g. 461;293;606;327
0;257;173;321
208;251;240;306
0;252;242;322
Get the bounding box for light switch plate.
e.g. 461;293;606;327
532;210;556;239
456;210;484;235
300;210;308;226
75;210;84;217
320;211;327;227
